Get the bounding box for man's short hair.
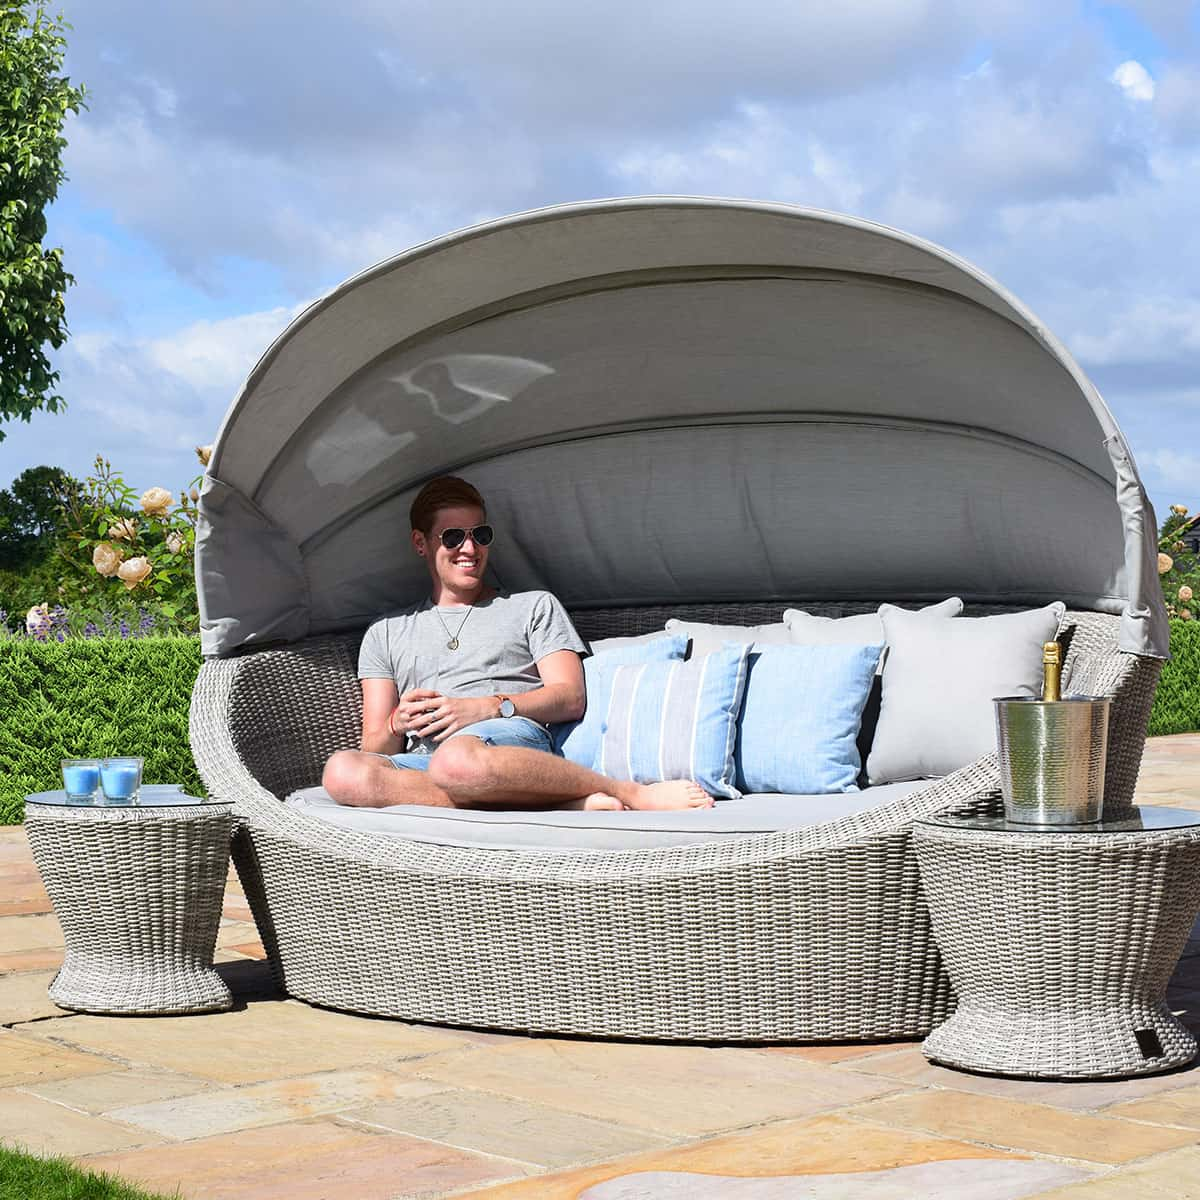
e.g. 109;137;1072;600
409;476;486;534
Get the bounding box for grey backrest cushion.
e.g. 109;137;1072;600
784;596;963;645
866;601;1066;784
664;618;792;658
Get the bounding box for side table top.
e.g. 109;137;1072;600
26;786;230;809
920;804;1200;836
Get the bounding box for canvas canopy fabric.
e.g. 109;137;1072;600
196;197;1169;659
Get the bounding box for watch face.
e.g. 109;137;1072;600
500;698;516;718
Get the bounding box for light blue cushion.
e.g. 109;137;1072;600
735;642;883;795
596;643;752;799
553;633;688;766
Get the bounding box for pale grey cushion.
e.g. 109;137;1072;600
285;780;937;853
664;617;792;657
589;630;681;655
866;601;1067;784
784;597;963;645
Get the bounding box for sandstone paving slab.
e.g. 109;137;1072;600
83;1117;530;1200
0;946;63;974
451;1112;1086;1199
0;1030;115;1088
22;1066;218;1114
17;1000;473;1084
214;919;261;949
757;1039;922;1065
0;968;69;1023
107;1068;452;1140
572;1159;1095;1200
412;1039;905;1137
224;940;266;959
1021;1145;1200;1198
220;893;255;922
1105;1081;1200;1129
0;896;53;917
845;1089;1200;1164
0;911;62;953
0;1089;159;1158
341;1085;672;1168
844;1046;1200;1110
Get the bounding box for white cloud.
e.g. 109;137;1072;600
1069;297;1200;366
1112;60;1156;102
1139;448;1200;495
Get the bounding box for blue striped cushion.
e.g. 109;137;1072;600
552;633;688;767
596;643;751;798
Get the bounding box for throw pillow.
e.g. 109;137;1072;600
866;602;1067;784
734;643;883;795
596;643;752;799
588;630;684;655
784;597;963;646
552;633;688;767
664;618;792;658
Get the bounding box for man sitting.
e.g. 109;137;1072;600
322;475;712;812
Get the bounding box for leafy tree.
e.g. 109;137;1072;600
0;462;74;569
0;4;85;439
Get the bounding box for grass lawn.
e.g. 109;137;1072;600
0;1145;178;1200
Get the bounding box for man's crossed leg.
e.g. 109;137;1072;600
323;716;712;811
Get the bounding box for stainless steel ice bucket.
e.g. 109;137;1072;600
993;695;1111;825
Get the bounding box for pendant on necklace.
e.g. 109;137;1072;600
447;638;459;651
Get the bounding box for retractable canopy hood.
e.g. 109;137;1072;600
196;197;1167;658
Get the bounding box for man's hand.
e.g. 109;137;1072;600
393;691;497;741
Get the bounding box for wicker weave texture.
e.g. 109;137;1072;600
915;822;1200;1078
25;803;234;1015
189;601;1161;1041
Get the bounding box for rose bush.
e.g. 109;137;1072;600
1158;505;1200;619
52;450;208;630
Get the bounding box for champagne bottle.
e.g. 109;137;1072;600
1042;641;1062;702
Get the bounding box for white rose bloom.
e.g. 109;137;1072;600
117;556;151;590
140;487;173;517
166;531;185;555
92;542;123;577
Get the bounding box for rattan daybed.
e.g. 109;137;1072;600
189;198;1169;1041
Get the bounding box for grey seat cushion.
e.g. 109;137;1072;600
284;780;939;853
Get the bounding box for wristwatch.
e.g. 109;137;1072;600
497;696;516;718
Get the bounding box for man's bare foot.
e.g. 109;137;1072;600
626;780;713;810
561;793;628;811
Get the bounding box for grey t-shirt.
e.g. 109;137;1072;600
358;590;586;725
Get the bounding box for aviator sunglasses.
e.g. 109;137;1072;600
437;524;494;550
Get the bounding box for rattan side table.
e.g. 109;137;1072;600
914;806;1200;1079
25;787;234;1015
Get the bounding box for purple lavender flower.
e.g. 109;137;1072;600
137;609;155;638
83;622;100;639
119;619;130;639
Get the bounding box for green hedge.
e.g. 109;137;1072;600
1;621;1198;824
1148;618;1200;737
0;638;203;824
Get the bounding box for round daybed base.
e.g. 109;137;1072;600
189;601;1160;1042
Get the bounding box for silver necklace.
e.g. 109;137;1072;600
433;603;473;651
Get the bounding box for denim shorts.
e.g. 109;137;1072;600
386;716;556;771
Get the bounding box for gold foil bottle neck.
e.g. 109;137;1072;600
1042;641;1062;702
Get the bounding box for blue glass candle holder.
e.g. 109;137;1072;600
61;758;101;805
100;757;143;806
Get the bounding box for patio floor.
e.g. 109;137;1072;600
2;738;1200;1199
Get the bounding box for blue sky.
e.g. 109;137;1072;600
1;0;1199;526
